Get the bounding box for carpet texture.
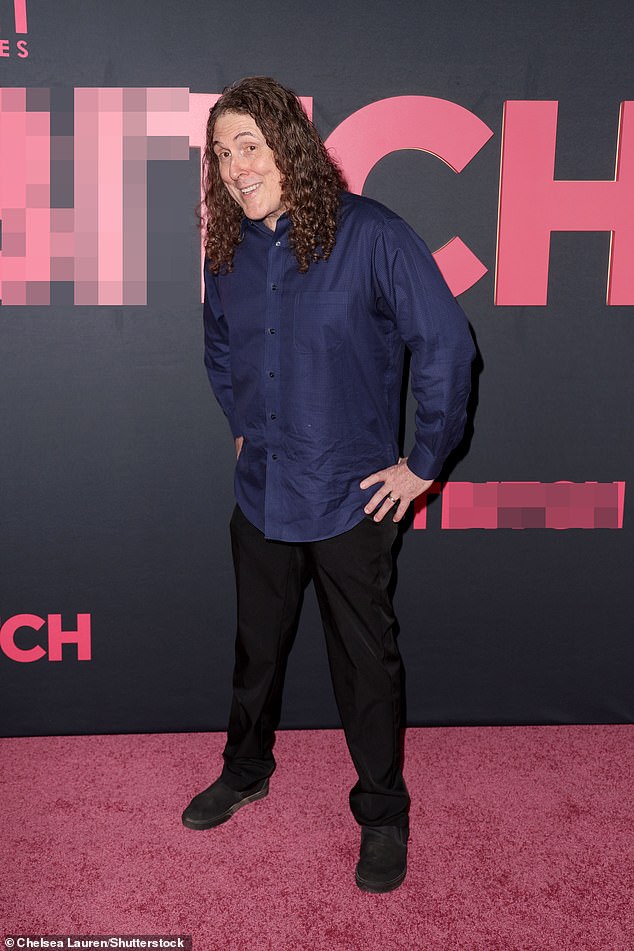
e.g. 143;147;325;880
1;726;633;950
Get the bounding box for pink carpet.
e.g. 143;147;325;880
1;726;632;950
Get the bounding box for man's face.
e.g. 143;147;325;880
212;111;285;231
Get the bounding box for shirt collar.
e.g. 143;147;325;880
244;213;291;239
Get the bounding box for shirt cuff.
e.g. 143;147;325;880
406;443;442;482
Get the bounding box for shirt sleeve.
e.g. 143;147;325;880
203;266;241;438
373;218;476;481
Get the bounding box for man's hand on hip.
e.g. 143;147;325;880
360;458;433;523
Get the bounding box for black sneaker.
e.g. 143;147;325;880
355;825;408;893
181;776;269;830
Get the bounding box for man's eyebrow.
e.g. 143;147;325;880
212;130;259;148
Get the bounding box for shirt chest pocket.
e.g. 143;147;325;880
293;291;349;354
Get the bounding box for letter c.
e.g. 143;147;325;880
325;96;494;295
0;614;46;662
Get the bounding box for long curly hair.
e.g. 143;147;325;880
201;76;347;274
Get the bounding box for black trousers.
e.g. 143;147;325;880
220;504;410;828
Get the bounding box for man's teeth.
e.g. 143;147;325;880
241;184;260;195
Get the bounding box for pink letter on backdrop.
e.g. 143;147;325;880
496;101;634;305
0;614;46;662
0;0;28;33
324;97;494;296
414;481;625;529
47;614;92;661
74;87;192;305
0;88;51;305
14;0;28;33
412;482;443;528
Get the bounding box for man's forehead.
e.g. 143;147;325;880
213;111;263;144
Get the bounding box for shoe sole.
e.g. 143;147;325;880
181;781;269;831
355;868;406;894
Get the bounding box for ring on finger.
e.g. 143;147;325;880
388;493;399;504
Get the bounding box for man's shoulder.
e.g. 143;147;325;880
339;191;403;228
338;192;428;257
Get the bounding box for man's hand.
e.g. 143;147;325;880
360;458;433;523
235;436;244;459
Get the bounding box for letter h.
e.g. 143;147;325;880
496;100;634;305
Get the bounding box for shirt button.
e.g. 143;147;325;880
275;240;281;247
271;453;278;460
270;413;277;420
268;327;276;334
271;283;277;291
268;371;275;378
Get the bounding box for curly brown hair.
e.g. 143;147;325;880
201;76;347;274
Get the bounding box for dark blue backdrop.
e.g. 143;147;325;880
1;0;632;735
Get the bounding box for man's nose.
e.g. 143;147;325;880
229;155;249;181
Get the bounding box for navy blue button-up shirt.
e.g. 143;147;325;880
204;191;474;542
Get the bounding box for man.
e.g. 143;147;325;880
182;76;475;894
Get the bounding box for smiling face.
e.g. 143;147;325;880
212;111;285;231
